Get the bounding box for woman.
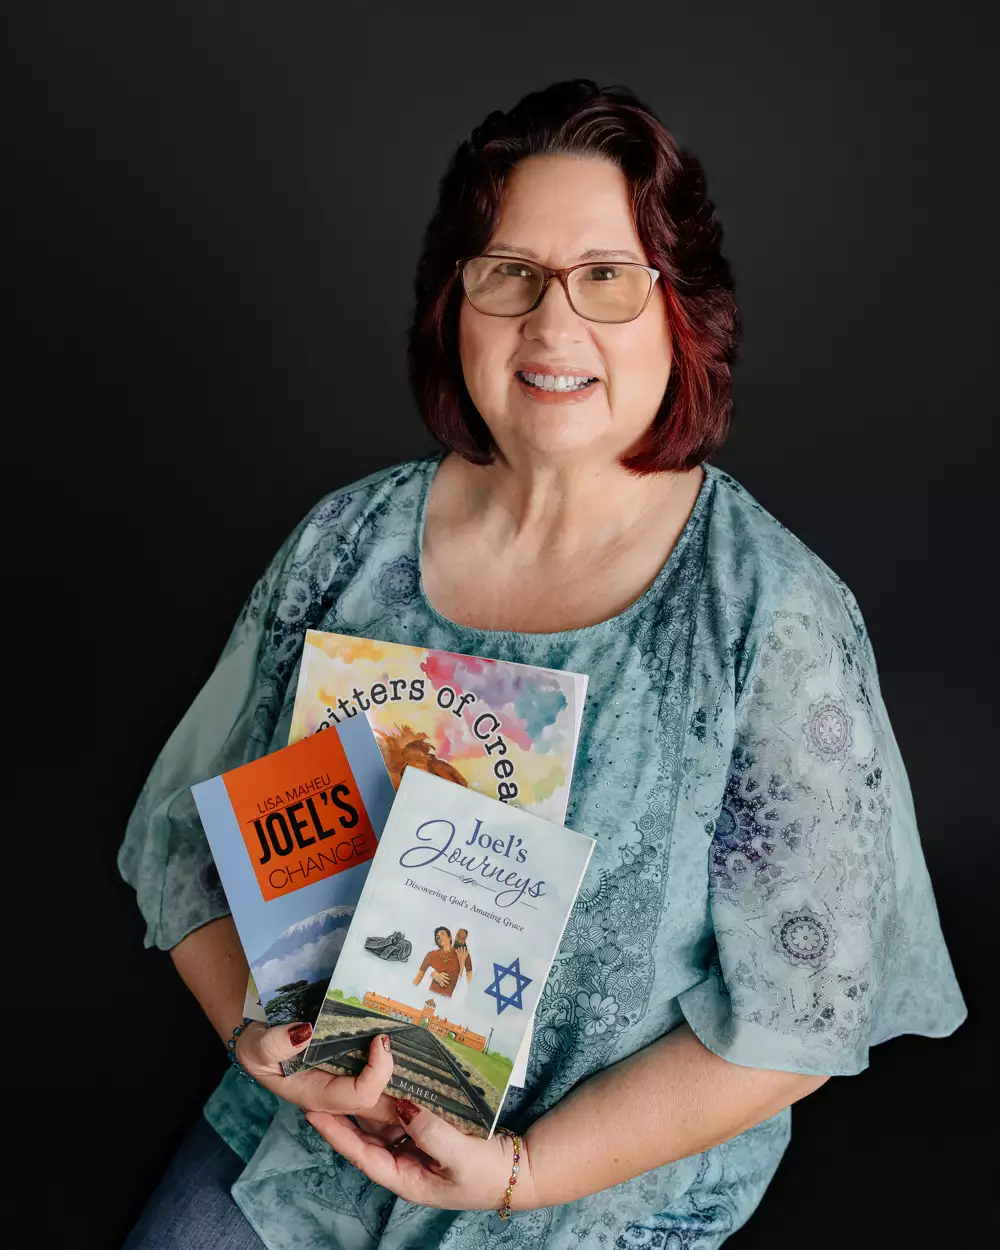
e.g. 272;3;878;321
120;79;966;1249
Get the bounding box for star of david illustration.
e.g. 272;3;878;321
484;957;532;1014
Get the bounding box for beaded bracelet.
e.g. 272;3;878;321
227;1019;259;1086
495;1127;521;1220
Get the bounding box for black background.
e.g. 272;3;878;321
8;3;997;1246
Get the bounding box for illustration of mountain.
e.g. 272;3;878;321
251;905;355;1003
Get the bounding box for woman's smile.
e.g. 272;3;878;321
513;364;601;405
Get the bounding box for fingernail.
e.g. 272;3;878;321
288;1023;312;1047
396;1098;420;1126
381;1033;392;1052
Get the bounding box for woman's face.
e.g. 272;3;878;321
458;153;672;466
435;929;452;951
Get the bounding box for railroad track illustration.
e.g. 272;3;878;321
307;1003;495;1133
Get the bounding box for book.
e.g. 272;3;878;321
300;767;595;1139
190;713;395;1043
242;973;267;1024
238;630;588;1084
289;630;588;825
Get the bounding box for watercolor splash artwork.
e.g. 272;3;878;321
289;631;587;825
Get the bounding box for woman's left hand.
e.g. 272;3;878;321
305;1099;535;1212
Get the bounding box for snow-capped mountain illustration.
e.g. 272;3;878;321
251;905;355;1000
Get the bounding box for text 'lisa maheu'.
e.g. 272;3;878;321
249;774;368;883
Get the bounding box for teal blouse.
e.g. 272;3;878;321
120;455;966;1250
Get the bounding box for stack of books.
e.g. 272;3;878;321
192;631;593;1127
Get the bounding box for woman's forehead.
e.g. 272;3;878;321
492;156;645;263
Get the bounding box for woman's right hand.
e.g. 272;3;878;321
236;1022;400;1128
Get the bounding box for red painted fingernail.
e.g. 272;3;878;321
288;1023;312;1047
396;1099;420;1126
381;1033;391;1052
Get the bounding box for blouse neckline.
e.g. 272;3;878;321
413;451;717;644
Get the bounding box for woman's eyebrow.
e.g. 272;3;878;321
488;242;645;263
485;242;537;257
577;247;644;262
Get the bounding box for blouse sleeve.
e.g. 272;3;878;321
678;579;967;1076
118;515;316;951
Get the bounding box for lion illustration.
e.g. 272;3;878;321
375;724;469;790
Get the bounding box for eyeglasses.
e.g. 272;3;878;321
456;254;662;324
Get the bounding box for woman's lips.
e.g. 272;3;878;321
512;373;600;404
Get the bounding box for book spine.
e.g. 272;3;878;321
562;672;589;800
287;631;316;746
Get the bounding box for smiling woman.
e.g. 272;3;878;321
119;78;966;1250
409;80;736;487
455;160;676;464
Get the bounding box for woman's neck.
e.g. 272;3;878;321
421;448;705;633
445;450;690;565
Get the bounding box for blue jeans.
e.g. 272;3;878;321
123;1115;264;1250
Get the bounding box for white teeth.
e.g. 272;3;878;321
518;371;594;391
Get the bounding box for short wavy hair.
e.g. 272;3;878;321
407;79;739;473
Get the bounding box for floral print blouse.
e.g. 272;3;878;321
119;455;966;1250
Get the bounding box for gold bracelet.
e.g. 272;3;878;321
495;1127;521;1220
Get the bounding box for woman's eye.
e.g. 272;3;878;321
588;265;620;281
497;263;534;279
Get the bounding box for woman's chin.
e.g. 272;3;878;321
496;409;617;462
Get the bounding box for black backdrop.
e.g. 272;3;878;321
8;3;996;1246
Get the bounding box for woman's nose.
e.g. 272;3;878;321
523;278;586;345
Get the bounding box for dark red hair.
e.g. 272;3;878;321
407;79;739;473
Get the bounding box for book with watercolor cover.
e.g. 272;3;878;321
289;630;588;825
191;714;395;1051
300;767;595;1139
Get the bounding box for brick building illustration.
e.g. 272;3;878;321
362;990;487;1051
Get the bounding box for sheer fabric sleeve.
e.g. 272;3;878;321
678;580;967;1076
117;518;314;951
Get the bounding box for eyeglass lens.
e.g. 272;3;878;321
462;257;652;323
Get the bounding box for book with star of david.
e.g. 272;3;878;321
300;766;595;1138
